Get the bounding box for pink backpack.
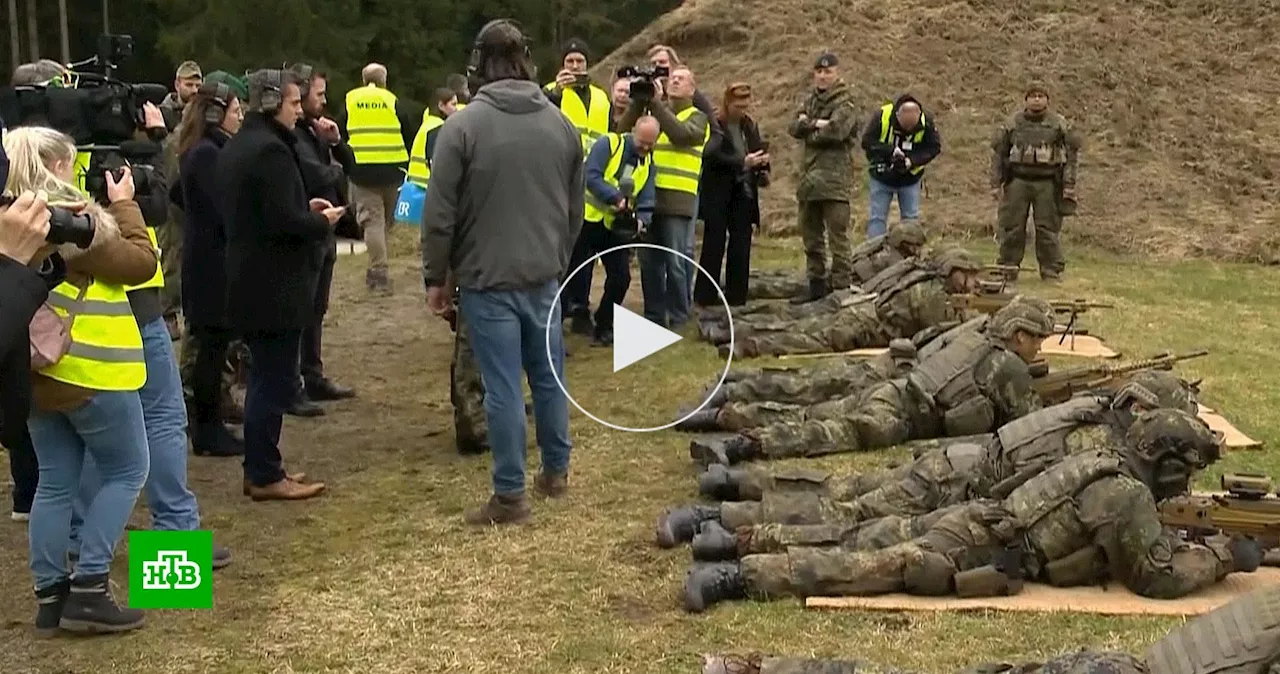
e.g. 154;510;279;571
29;283;88;370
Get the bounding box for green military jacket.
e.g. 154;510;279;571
788;79;859;203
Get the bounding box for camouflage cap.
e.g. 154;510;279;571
1125;408;1221;468
1025;81;1048;98
990;299;1055;339
934;247;983;276
1112;370;1199;415
887;221;927;249
176;60;203;79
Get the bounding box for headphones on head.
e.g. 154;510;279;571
286;63;314;97
467;18;531;76
257;69;286;113
201;82;234;125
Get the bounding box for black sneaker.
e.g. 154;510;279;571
592;330;613;347
33;579;71;637
59;574;145;634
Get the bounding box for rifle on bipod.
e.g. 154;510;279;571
1032;349;1208;404
1160;473;1280;563
979;265;1035;293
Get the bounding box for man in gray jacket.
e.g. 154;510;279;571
421;18;584;526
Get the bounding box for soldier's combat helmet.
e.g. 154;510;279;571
1123;408;1221;500
934;247;983;277
990;297;1055;339
1111;370;1199;415
887;221;927;250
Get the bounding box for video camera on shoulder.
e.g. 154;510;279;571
0;194;96;249
616;65;669;100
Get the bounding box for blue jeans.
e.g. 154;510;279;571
27;390;149;589
459;281;572;496
867;177;922;238
72;318;199;544
640;214;693;328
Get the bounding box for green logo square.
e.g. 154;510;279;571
127;530;213;609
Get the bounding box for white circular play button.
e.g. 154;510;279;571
546;242;733;432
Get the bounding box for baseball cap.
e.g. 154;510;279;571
815;52;838;68
176;60;203;79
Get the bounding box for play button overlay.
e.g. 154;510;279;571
546;242;733;433
613;304;682;372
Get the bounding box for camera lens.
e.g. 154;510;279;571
46;206;96;249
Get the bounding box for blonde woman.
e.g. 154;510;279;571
4;126;155;635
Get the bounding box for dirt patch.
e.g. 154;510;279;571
596;0;1280;263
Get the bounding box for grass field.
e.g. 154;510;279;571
2;231;1277;674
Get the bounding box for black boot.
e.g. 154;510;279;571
191;422;245;457
59;574;145;634
683;562;746;612
569;314;593;336
655;504;721;548
287;395;326;418
305;377;356;401
33;579;71;637
789;278;829;305
675;408;722;432
698;464;745;501
690;435;761;467
691;521;740;562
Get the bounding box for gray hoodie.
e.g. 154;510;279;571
421;79;584;291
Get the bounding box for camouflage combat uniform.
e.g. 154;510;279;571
746;270;810;301
451;307;488;454
701;650;1141;674
991;83;1082;280
788;79;860;290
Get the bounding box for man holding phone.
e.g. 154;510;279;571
544;39;611;158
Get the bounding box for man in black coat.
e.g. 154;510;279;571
286;63;357;418
215;69;344;502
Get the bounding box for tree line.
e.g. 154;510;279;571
6;0;680;105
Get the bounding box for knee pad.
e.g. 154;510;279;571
903;550;956;596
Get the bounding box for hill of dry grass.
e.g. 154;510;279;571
596;0;1280;262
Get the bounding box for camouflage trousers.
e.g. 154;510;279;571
156;218;183;319
451;311;488;453
740;499;1019;600
715;359;896;431
748;380;937;460
798;199;854;288
996;177;1064;278
705;653;865;674
179;331;247;415
705;652;1141;674
746;270;809;301
700;288;870;331
731;305;893;359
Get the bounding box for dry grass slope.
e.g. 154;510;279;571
597;0;1280;262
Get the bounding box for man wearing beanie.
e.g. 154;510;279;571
990;81;1082;283
544;38;610;157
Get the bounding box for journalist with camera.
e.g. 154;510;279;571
616;64;709;330
860;93;941;238
544;39;610;152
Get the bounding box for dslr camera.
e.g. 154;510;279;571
616;65;670;100
0;194;96;249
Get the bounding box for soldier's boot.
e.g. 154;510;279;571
655;504;721;548
702;653;762;674
683;562;746;613
365;268;393;295
788;277;829;305
706;324;733;345
690;434;761;467
58;574;145;634
456;434;490;455
191;422;245;457
675;408;723;432
691;521;740;562
698;464;751;501
33;579;70;638
569;313;593;336
464;493;531;526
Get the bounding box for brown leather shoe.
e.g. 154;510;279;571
464;493;530;525
533;473;569;498
242;472;308;496
247;478;326;502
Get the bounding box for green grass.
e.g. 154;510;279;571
2;231;1277;673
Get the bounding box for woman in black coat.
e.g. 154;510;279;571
694;82;770;308
173;81;244;456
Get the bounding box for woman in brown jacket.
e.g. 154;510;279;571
3;126;156;636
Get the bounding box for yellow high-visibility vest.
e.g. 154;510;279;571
74;150;164;291
344;84;409;165
406;111;446;188
878;103;927;176
583;133;651;230
455;102;466;110
40;279;147;391
543;82;610;156
652;106;709;195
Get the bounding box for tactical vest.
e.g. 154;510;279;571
544;82;610;156
406;112;445;187
1146;585;1280;674
344;84;409;165
1006;112;1069;168
1005;451;1125;565
583;133;652;230
877;102;927;175
848;235;889;281
906;328;998;436
652;106;709;195
41;279;147;391
874;267;944;337
73;150;163;292
918;315;990;360
986;396;1110;497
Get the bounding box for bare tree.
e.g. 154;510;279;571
7;0;19;75
58;0;69;63
24;0;37;61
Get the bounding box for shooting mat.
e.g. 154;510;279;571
805;567;1280;617
1198;404;1262;449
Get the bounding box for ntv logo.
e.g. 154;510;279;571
141;551;202;590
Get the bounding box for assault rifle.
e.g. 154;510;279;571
948;294;1113;345
1032;349;1208;404
979;265;1035;292
1160;473;1280;550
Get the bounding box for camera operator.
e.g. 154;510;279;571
543;39;609;155
618;65;709;330
5;125;157;634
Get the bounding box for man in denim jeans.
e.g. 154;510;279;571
618;66;710;329
422;19;583;525
860;94;941;238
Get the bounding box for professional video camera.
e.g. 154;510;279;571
0;194;96;248
0;34;167;206
615;64;669;100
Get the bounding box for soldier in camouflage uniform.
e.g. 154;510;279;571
722;248;985;359
745;270;810;301
991;83;1083;282
664;373;1200;557
687;299;1054;467
447;293;489;454
787;51;861;304
682;409;1262;612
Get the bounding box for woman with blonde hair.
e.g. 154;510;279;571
4;125;156;635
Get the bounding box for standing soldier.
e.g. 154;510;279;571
787;51;859;304
990;82;1082;283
